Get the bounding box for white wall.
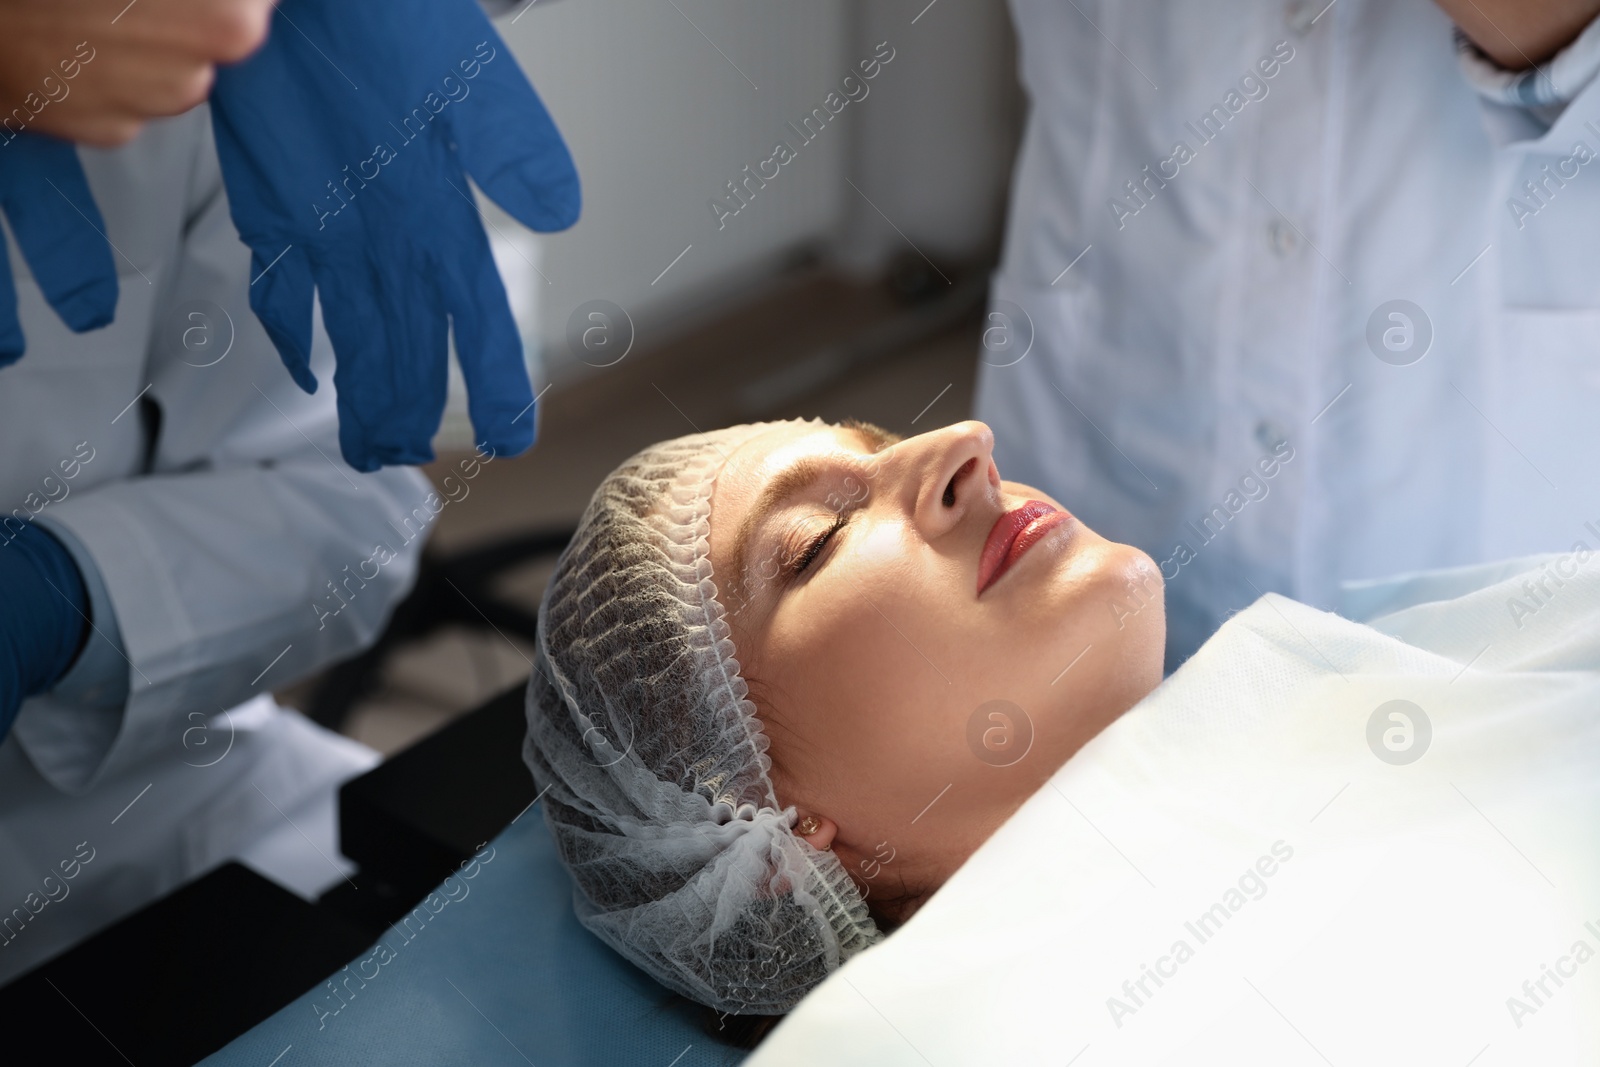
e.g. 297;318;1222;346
835;0;1023;274
498;0;853;379
437;0;1023;446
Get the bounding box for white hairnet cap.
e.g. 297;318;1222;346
523;420;882;1015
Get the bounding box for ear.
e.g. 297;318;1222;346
796;813;838;851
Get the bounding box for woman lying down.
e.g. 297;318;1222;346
524;418;1600;1061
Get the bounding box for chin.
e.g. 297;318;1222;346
1098;542;1167;692
1056;539;1166;696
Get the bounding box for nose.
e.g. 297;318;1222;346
898;420;997;539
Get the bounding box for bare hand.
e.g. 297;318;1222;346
1434;0;1600;70
0;0;273;146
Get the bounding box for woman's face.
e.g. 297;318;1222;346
707;420;1165;915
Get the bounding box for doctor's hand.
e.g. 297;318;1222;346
1433;0;1600;69
208;0;581;472
0;523;88;744
0;0;272;146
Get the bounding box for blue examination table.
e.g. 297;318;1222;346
201;806;747;1066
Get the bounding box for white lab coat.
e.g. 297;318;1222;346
975;0;1600;668
0;110;431;983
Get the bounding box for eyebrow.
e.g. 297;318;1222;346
726;421;901;604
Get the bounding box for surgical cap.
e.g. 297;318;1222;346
523;421;882;1015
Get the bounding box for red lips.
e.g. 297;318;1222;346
977;500;1071;595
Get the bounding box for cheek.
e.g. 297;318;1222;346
762;589;972;810
853;516;906;565
767;596;937;740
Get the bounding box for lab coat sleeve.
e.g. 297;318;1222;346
32;517;130;712
9;120;434;796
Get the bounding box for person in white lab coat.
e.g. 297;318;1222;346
0;109;430;984
975;0;1600;670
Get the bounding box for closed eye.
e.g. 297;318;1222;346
784;513;849;581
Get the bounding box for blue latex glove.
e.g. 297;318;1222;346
208;0;580;472
0;133;119;364
0;522;89;742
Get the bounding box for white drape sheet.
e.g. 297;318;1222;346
750;552;1600;1065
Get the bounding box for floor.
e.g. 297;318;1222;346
277;267;987;756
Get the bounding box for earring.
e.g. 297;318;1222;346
796;815;821;837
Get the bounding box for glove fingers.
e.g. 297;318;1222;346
314;239;449;471
445;36;580;233
0;239;24;365
248;243;319;393
439;208;535;458
0;134;118;334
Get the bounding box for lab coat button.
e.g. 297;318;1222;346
1268;217;1299;256
1285;0;1322;35
1255;419;1289;451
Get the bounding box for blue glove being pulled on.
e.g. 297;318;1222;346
209;0;580;472
0;522;89;743
0;133;118;363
